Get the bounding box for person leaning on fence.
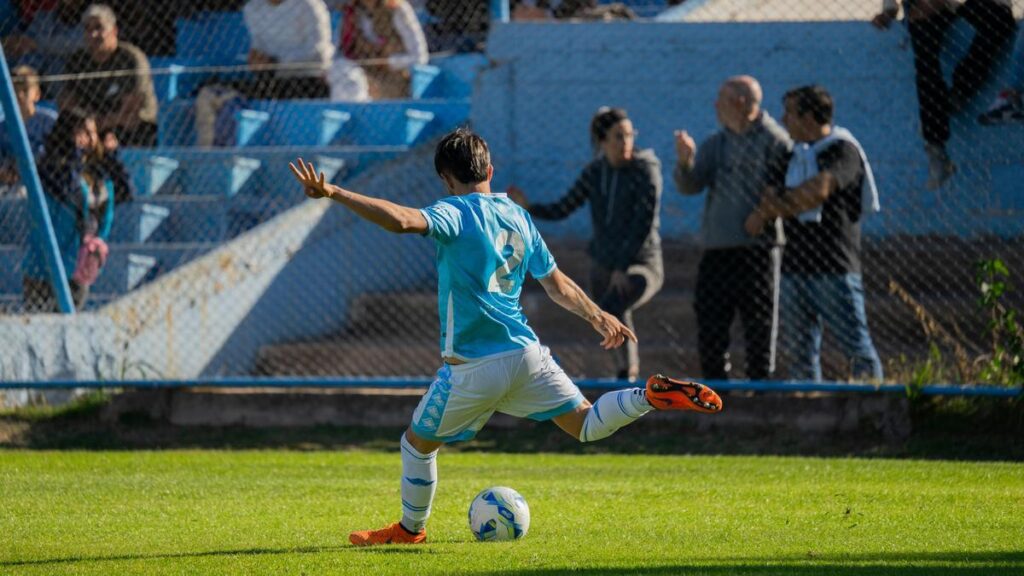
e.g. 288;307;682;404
0;65;58;195
21;107;134;312
673;75;792;381
507;107;663;382
57;3;158;147
288;128;722;547
871;0;1017;190
194;0;334;145
744;85;883;383
334;0;428;100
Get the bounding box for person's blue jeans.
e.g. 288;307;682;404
780;273;883;382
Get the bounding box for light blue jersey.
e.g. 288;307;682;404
420;192;557;360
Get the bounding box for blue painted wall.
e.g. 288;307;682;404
474;21;1024;240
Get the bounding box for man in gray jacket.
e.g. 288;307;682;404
673;76;792;381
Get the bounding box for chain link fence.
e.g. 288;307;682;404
0;0;1022;403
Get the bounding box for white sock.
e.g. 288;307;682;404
399;434;437;533
580;388;652;443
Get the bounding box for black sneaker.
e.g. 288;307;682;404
978;90;1024;125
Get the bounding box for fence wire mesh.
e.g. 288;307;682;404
0;0;1022;401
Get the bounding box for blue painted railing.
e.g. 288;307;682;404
0;377;1019;397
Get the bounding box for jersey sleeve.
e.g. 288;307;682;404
817;141;863;194
525;218;557;279
420;198;464;243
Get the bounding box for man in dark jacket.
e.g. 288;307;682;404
673;76;792;381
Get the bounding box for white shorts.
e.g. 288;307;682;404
410;344;585;443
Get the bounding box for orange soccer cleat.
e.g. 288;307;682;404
645;374;723;414
348;522;427;547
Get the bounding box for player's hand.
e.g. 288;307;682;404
289;157;332;199
609;270;630;296
592;311;637;350
507;185;528;209
674;130;696;166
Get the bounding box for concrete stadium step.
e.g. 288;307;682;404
254;336;921;381
255;340;443;377
542;241;701;290
340;284;980;357
863;238;1024;298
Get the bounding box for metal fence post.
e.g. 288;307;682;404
0;44;74;313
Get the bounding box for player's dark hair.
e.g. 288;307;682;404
434;128;490;184
783;85;833;125
590;106;629;148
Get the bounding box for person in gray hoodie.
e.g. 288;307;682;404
673;76;792;381
509;107;663;382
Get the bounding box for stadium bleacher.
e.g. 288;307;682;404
0;1;482;314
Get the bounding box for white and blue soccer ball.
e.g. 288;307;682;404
468;486;530;542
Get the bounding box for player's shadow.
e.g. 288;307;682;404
469;551;1024;576
0;543;429;569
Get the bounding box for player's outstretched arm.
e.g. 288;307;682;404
538;268;637;350
289;158;428;234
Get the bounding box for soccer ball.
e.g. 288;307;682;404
468;486;530;541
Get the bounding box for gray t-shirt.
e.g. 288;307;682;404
673;112;792;249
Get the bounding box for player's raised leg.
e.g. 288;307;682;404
553;375;722;442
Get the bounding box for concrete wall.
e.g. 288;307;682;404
474;21;1024;240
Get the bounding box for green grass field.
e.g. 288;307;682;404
1;449;1022;575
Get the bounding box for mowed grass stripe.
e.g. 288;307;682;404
1;451;1021;575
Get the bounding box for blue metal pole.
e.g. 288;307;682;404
0;44;75;313
490;0;509;23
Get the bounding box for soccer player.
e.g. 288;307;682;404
289;128;723;547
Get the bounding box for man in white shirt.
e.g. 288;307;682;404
194;0;335;145
336;0;428;99
872;0;1016;190
243;0;335;98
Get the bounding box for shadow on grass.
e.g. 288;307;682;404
467;551;1024;576
5;549;1019;575
0;543;432;569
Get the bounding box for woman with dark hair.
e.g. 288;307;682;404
509;107;664;381
21;107;133;312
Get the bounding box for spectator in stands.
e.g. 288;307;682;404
22;107;133;312
979;26;1024;124
102;1;195;57
512;0;636;21
424;0;488;53
673;76;792;381
242;0;334;98
194;0;334;145
3;0;85;98
508;107;663;381
0;66;58;195
745;85;882;382
872;0;1016;189
58;4;158;147
336;0;428;100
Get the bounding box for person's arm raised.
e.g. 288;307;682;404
290;158;428;234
